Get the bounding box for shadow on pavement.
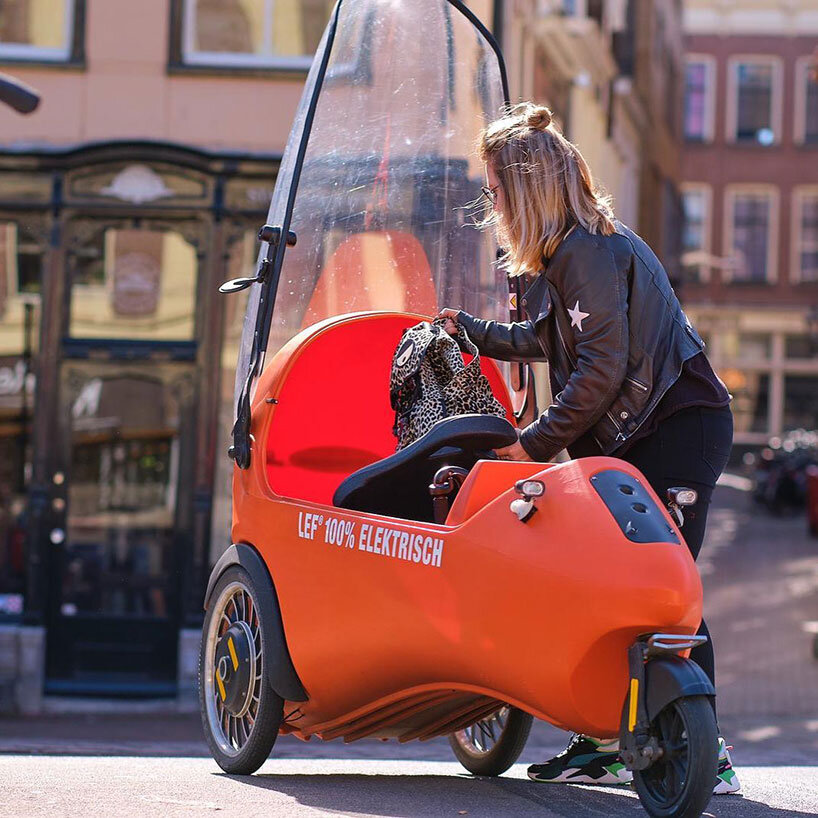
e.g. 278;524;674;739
223;772;817;818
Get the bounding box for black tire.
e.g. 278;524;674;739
633;695;717;818
199;565;284;774
448;706;533;776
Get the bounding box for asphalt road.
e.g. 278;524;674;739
1;755;816;818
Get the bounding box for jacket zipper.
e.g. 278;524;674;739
620;358;690;445
555;315;609;449
606;410;624;439
554;315;575;366
626;376;649;392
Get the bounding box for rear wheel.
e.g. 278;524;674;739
448;706;533;776
199;565;283;774
633;695;717;818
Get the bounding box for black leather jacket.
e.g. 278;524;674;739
457;222;705;461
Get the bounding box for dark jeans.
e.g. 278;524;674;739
619;405;733;706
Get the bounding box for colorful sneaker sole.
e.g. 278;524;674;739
528;763;633;786
714;769;741;795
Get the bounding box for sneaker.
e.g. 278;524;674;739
527;734;633;785
714;736;741;794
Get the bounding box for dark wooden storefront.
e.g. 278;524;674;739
0;141;277;695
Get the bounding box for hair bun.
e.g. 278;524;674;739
526;105;552;130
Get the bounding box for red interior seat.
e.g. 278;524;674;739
264;313;514;506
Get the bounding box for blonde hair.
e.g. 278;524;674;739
478;102;615;276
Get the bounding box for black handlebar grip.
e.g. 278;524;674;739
0;73;41;115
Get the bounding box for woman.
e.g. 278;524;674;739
438;103;739;795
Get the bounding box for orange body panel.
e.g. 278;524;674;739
231;313;703;742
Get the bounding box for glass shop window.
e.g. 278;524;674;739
0;220;42;611
785;335;814;359
67;227;197;341
783;376;818;432
210;231;254;565
722;369;769;435
0;0;74;61
723;332;771;362
182;0;335;67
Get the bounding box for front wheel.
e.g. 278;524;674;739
448;706;533;776
199;565;283;774
633;695;717;818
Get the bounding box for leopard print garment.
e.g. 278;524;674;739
389;318;506;450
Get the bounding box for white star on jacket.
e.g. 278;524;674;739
567;300;590;331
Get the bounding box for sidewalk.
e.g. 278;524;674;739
700;484;818;718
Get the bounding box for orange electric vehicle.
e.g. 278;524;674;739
200;2;718;817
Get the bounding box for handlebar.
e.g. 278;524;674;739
0;73;40;114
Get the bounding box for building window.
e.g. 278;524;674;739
681;185;710;279
796;56;818;144
684;58;713;142
794;191;818;283
180;0;334;68
730;59;779;145
726;188;776;283
785;334;814;359
0;0;78;62
67;225;198;341
806;65;818;143
783;375;818;432
723;369;769;435
723;332;771;361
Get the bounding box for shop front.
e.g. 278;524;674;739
0;142;276;705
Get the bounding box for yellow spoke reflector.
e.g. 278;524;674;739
628;678;639;732
228;637;239;671
216;672;227;701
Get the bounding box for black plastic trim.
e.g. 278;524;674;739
590;469;680;544
204;544;308;702
644;655;715;722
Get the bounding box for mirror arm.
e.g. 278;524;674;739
218;226;297;294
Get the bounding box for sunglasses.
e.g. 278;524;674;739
481;185;499;205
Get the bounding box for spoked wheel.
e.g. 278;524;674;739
448;706;533;776
199;565;283;774
633;696;717;818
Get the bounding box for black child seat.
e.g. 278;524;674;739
333;414;518;523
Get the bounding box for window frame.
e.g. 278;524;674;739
791;185;818;284
680;182;712;282
723;184;779;284
0;0;85;66
794;54;818;146
726;55;783;146
171;0;328;73
683;54;716;143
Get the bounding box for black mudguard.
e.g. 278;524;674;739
204;543;308;703
644;655;714;721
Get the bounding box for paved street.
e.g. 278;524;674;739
0;754;817;818
1;484;817;817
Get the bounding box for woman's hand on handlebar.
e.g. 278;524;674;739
494;431;534;462
436;307;460;336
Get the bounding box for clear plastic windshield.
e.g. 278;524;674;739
235;0;507;415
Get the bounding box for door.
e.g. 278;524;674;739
44;217;201;695
45;363;196;694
